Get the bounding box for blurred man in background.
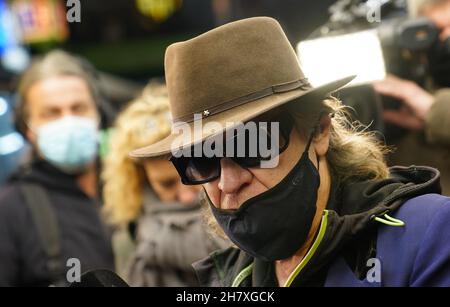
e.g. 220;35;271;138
0;50;114;286
374;0;450;194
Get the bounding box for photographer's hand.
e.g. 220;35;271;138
373;74;434;131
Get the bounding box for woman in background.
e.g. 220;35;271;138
102;83;228;286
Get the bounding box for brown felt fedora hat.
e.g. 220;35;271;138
130;17;354;159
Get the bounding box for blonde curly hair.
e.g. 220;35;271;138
102;82;172;227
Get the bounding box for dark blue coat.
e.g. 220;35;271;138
193;166;450;287
326;193;450;286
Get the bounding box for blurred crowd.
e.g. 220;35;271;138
0;0;449;287
0;50;230;286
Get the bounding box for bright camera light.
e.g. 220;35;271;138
0;132;24;155
297;29;386;87
0;97;8;116
1;46;30;73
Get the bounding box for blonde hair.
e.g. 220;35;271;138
287;96;390;183
204;95;391;238
102;82;172;227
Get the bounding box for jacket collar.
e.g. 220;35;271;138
10;158;96;198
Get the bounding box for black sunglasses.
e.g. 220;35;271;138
170;112;294;185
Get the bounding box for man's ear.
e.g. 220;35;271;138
313;114;331;157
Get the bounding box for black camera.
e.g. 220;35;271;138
303;0;446;139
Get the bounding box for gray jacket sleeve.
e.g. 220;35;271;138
124;207;230;287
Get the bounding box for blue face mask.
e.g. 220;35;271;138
35;116;99;174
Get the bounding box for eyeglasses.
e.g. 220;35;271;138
170;112;294;185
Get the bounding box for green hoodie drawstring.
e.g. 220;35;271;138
373;213;405;227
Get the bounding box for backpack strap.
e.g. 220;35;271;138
19;183;65;286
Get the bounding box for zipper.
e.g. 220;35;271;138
283;209;329;287
231;262;254;287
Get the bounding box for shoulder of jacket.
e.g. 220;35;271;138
376;193;450;251
192;247;251;287
396;193;450;221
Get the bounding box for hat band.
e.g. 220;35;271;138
173;78;311;125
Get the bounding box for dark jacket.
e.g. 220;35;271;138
0;160;114;286
193;165;450;287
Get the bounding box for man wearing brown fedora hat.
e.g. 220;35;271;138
131;17;450;287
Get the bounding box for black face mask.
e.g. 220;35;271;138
207;133;320;261
428;37;450;87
